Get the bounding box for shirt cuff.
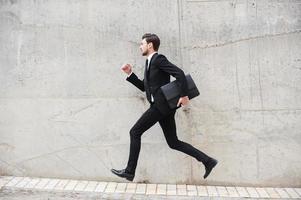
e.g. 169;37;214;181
127;71;133;78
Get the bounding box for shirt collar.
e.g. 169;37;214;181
147;52;157;62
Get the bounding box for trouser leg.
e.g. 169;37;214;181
125;105;163;174
159;110;211;163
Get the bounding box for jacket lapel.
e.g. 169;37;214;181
147;53;158;74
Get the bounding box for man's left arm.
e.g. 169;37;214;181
156;55;189;106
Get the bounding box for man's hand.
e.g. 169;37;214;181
121;64;132;75
177;96;189;107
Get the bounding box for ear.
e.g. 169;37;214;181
148;42;153;49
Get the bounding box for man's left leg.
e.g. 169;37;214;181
159;110;218;179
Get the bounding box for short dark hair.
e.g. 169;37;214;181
142;33;160;51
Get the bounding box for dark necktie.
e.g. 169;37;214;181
144;59;151;102
145;59;149;71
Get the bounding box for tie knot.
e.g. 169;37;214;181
145;59;149;68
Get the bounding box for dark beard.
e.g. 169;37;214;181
142;50;148;56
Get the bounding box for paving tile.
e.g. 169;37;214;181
0;176;14;187
54;179;70;190
2;175;301;199
166;184;177;196
177;184;186;189
94;182;108;192
236;186;250;198
255;187;270;198
5;177;24;187
275;188;290;198
177;184;187;196
216;186;228;197
265;187;281;198
15;177;31;188
0;176;14;180
246;187;259;198
115;183;127;193
44;179;60;190
294;188;301;197
104;182;117;193
206;186;218;196
24;178;41;189
74;181;89;191
157;184;167;195
146;184;157;195
64;180;78;191
34;178;51;189
226;186;239;197
135;183;146;194
125;183;137;194
187;185;197;196
83;181;99;192
285;188;300;199
197;185;208;196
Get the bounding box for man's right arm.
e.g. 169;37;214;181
126;73;145;92
121;64;145;92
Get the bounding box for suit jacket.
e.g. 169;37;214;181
126;53;188;115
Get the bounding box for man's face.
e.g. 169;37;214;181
139;38;150;56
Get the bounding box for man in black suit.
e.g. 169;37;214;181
111;33;217;181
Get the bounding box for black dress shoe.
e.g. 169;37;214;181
111;168;135;181
203;158;218;179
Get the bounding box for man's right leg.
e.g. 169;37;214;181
125;105;163;174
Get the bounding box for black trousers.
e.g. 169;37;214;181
125;104;211;174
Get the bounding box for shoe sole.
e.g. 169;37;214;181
204;160;218;179
111;169;134;181
126;177;134;181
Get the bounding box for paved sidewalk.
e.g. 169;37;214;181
0;176;300;199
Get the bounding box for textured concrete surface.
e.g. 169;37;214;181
1;175;301;199
0;0;301;186
0;188;277;200
0;189;295;200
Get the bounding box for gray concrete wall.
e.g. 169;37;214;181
0;0;300;187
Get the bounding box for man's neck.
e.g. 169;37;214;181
146;51;157;60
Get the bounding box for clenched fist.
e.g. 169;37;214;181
121;64;132;75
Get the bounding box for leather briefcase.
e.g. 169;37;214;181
160;74;200;109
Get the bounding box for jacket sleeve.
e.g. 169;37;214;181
126;73;145;92
156;55;188;97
